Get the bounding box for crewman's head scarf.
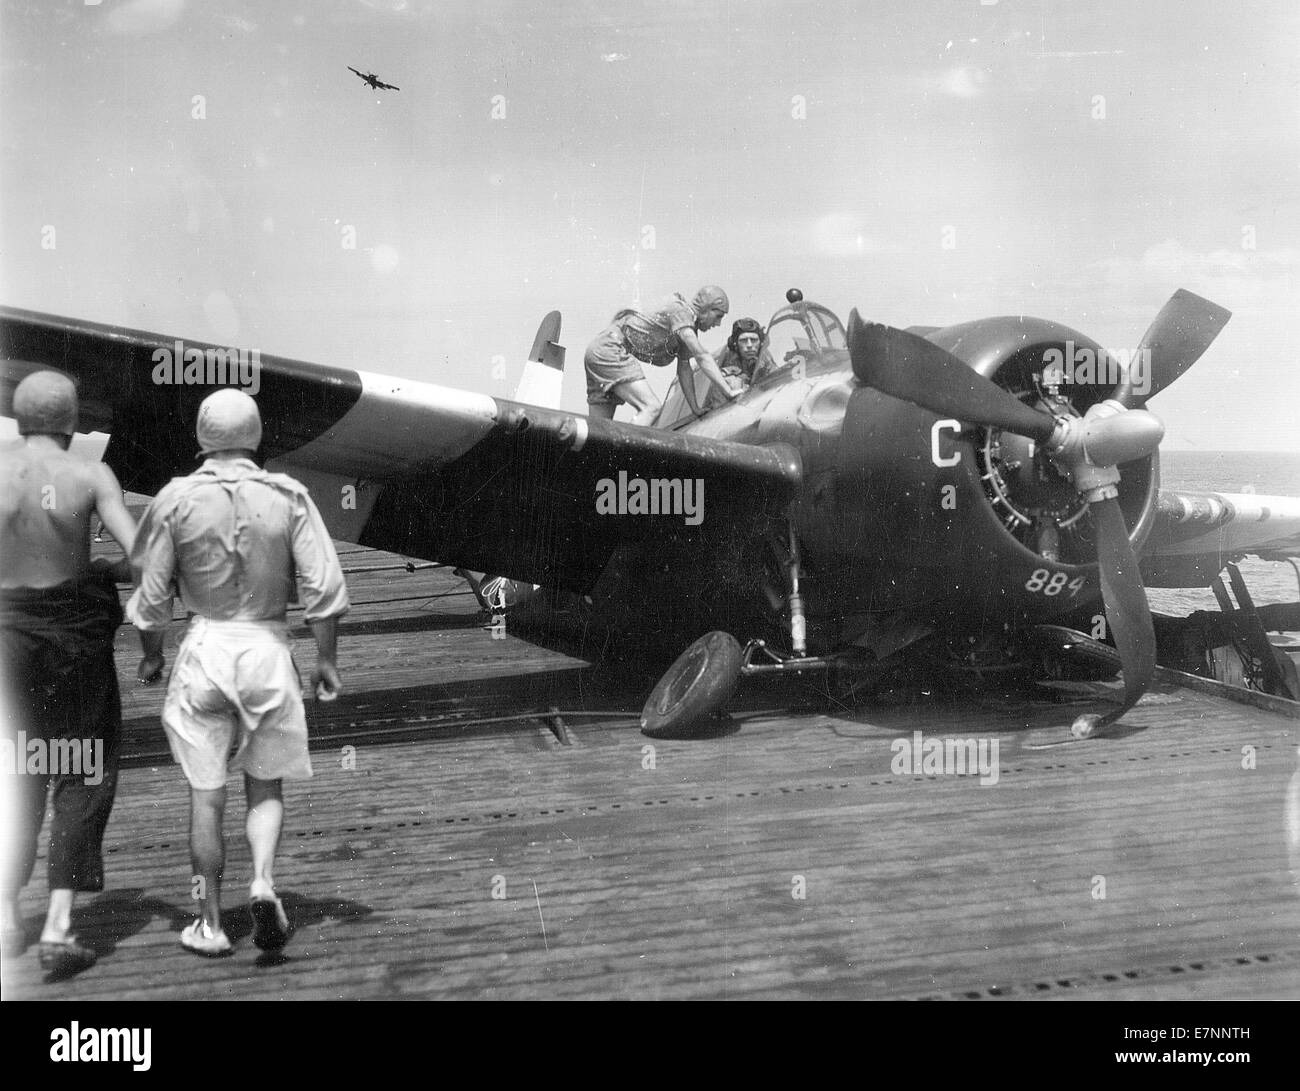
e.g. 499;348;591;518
196;388;262;455
691;285;730;315
13;371;78;436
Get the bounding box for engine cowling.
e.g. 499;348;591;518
825;316;1159;630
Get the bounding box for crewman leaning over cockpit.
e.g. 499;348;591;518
584;285;738;425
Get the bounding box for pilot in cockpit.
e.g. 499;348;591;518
702;317;778;410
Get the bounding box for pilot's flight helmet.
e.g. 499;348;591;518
727;317;765;354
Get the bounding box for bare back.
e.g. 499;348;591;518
0;438;134;589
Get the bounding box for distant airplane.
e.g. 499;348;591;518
348;66;399;91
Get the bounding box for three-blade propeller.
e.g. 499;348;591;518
847;290;1230;736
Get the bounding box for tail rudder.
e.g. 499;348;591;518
512;310;565;408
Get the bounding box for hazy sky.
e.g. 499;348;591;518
2;0;1297;451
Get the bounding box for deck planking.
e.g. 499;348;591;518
3;537;1299;1000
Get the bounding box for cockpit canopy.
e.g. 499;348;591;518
763;298;847;371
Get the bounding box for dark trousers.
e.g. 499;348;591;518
1;577;123;895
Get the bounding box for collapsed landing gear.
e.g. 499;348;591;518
640;631;744;739
639;523;839;738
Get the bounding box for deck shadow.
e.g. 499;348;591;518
219;890;374;945
293;611;488;640
68;888;190;954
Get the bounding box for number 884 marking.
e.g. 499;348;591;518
1024;569;1087;597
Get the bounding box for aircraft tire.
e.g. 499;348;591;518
640;631;743;739
1032;625;1123;682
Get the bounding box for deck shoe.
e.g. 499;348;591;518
180;920;233;958
38;935;97;975
249;895;291;951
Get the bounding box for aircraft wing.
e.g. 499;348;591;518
0;307;801;593
1142;488;1300;587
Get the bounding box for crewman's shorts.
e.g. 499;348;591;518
585;323;646;405
161;617;312;790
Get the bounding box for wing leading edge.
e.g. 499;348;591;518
1;307;802;592
1142;488;1300;587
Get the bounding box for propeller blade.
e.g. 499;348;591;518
1118;289;1231;407
847;310;1058;443
1071;496;1156;737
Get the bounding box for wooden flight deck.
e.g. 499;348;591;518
3;539;1299;1001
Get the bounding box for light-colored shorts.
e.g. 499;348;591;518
585;323;646;405
161;616;312;790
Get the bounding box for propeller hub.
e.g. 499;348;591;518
1085;404;1164;466
1047;400;1164;499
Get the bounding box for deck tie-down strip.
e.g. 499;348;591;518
909;948;1300;1000
98;741;1270;852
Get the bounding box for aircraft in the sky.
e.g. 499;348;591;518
347;66;399;91
2;289;1298;740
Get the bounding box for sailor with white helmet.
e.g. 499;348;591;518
128;388;349;957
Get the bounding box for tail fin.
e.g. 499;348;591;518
512;310;565;408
